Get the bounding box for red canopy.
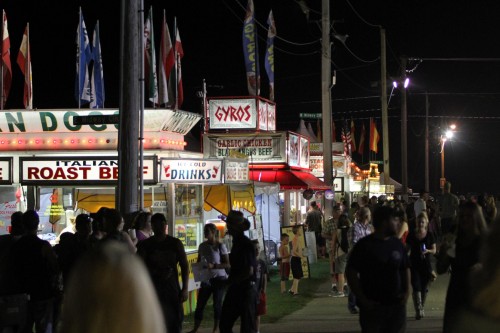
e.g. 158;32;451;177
249;170;330;190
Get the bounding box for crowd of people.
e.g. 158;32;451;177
0;208;269;333
304;180;500;332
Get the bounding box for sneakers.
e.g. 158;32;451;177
331;291;345;298
331;285;339;293
349;308;359;314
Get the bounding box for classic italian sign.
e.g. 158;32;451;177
20;156;157;185
160;159;222;183
0;158;13;184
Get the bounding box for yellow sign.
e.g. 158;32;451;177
281;225;310;279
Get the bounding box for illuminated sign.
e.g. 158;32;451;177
288;132;309;169
0;109;200;134
203;132;287;163
20;156;157;185
208;97;276;130
0;158;13;184
160;159;222;183
224;158;249;183
258;100;276;131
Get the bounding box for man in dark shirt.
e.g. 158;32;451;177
220;210;257;333
346;206;410;333
137;213;189;333
0;211;24;293
305;201;325;258
5;210;59;333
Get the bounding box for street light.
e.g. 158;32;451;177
440;124;456;190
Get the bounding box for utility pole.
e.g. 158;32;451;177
425;92;429;193
380;28;390;186
117;0;140;214
400;56;408;200
321;0;333;219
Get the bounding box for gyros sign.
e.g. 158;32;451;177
20;156;157;185
209;99;257;129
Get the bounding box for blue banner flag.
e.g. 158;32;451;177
242;0;259;96
264;10;275;101
90;21;104;108
75;8;92;107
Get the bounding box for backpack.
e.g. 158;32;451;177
338;226;350;253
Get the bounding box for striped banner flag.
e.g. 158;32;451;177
144;7;158;105
264;10;275;101
75;8;92;107
17;24;32;109
358;121;366;154
369;118;380;153
90;21;104;108
158;10;172;106
242;0;260;96
1;10;12;109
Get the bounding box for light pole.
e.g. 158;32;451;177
392;75;410;199
440;125;456;190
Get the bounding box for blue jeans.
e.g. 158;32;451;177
348;291;357;311
194;279;226;322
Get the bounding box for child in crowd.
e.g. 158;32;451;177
290;225;304;296
279;233;291;293
252;240;268;333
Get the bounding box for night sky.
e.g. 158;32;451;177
3;0;500;195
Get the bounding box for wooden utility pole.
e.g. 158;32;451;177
380;28;390;186
400;56;408;200
425;93;430;193
321;0;333;219
117;0;139;214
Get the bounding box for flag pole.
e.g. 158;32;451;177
27;23;31;110
78;8;82;109
138;0;145;210
173;17;178;111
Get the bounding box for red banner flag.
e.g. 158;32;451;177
1;10;12;109
369;118;380;153
358;122;366;154
158;10;172;106
17;24;32;109
350;119;356;153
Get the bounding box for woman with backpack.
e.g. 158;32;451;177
187;223;230;333
331;214;352;298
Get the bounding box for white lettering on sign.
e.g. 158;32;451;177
215;137;273;159
20;158;155;183
209;99;257;129
161;159;222;183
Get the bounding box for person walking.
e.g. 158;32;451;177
406;212;436;320
219;210;257;333
187;223;229;333
322;206;341;292
346;206;410;333
137;213;189;333
438;181;460;235
437;201;487;333
331;214;351;298
305;201;324;258
346;207;372;314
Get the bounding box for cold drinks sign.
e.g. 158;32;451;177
20;156;157;185
160;159;223;183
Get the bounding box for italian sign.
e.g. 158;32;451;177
20;156;157;185
160;159;222;183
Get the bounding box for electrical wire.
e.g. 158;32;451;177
344;0;380;29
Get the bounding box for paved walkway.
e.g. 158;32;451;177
259;273;449;333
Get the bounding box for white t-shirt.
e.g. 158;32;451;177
198;241;228;279
414;198;427;217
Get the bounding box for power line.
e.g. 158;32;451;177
344;0;380;29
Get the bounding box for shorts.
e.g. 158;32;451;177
291;256;303;279
334;253;347;274
256;291;267;315
280;262;291;281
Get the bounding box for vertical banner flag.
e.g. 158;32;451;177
242;0;260;96
158;10;172;106
341;120;352;156
90;21;104;108
350;119;356;152
144;7;158;104
369;118;380;153
75;8;92;107
1;10;12;109
17;24;32;109
174;28;184;108
264;10;275;101
358;121;366;154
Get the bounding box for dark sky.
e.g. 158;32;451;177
3;0;500;195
